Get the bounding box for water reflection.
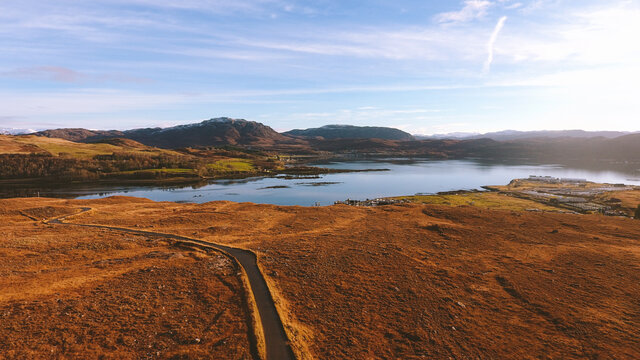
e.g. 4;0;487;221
2;158;639;206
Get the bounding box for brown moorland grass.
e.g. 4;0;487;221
0;135;50;155
4;135;181;158
596;189;640;215
0;198;255;359
392;191;561;211
33;196;640;359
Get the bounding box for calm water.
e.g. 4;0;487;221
48;159;640;206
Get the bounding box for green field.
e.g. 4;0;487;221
207;159;255;172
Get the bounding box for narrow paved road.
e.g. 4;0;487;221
48;208;295;360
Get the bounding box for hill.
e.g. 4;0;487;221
418;130;633;141
284;124;414;141
471;130;634;141
35;128;124;142
26;120;640;162
0;135;178;158
493;134;640;162
33;118;294;149
123;118;293;148
0;134;283;183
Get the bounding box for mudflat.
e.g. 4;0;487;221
2;196;640;359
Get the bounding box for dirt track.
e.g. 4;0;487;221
48;208;295;360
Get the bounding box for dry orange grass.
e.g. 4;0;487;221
596;189;640;214
0;198;255;359
0;134;181;158
43;196;640;359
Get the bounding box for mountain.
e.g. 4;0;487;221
0;128;39;135
33;118;293;148
470;130;634;141
28;120;640;162
284;125;414;141
515;133;640;161
121;118;292;148
35;128;124;142
414;132;481;140
420;130;633;141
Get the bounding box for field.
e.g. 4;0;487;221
3;196;639;359
207;159;255;173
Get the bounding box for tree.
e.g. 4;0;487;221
635;204;640;220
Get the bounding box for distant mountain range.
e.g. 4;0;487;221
417;130;635;141
27;121;636;146
0;128;38;135
13;119;639;162
284;124;414;141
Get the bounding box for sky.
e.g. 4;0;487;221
0;0;639;134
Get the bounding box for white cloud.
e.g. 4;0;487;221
497;2;640;65
483;16;507;73
519;0;557;13
435;1;494;23
235;26;489;62
490;66;640;89
2;66;152;84
99;0;282;14
0;89;192;117
1;1;639;132
504;3;523;10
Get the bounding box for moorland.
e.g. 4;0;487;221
2;189;639;359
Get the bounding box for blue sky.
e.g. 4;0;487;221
1;0;639;134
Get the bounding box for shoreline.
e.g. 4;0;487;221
0;166;390;198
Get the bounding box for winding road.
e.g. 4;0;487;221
47;208;295;360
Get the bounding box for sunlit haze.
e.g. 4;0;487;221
1;0;639;134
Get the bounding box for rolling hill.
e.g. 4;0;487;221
26;119;640;162
284;124;414;141
0;134;177;158
34;128;124;142
0;134;283;183
33;118;293;148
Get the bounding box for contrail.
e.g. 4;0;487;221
483;16;507;74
